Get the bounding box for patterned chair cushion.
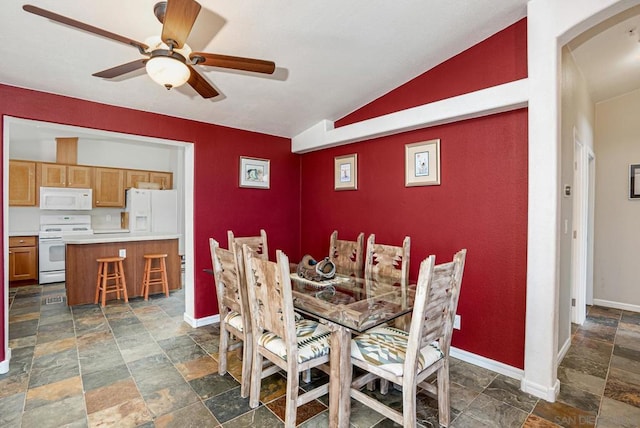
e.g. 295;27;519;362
224;311;244;332
351;326;443;376
257;319;331;363
224;311;303;333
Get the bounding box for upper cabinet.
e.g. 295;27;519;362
39;163;92;188
94;167;125;207
149;171;173;190
9;160;37;206
125;170;150;189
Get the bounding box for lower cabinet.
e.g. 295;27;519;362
9;236;38;282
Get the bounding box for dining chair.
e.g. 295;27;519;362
243;245;332;426
350;249;467;427
329;230;365;277
364;234;410;286
209;238;252;398
228;229;269;260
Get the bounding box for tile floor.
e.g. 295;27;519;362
1;283;640;427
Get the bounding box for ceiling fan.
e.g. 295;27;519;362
23;0;276;99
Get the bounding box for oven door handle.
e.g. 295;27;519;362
39;237;64;241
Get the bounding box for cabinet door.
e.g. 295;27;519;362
125;170;150;189
9;246;38;281
67;165;92;188
94;167;125;207
149;171;173;190
9;160;37;206
40;163;67;187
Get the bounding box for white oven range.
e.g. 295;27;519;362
39;215;93;284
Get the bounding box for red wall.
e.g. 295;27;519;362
300;19;528;368
337;19;527;126
0;85;300;362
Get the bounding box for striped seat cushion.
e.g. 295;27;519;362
351;326;443;376
224;311;244;332
223;311;303;333
257;319;331;363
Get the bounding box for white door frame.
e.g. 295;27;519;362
571;130;594;325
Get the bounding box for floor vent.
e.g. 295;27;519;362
45;295;65;305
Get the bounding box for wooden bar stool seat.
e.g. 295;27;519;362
141;253;169;300
94;256;128;307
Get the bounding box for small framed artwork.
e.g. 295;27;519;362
239;156;270;189
630;164;640;199
334;154;358;190
405;139;441;187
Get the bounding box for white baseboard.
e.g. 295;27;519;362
521;377;560;402
183;313;219;328
557;336;571;364
0;347;11;374
450;346;524;380
592;299;640;313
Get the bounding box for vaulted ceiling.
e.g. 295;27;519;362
1;1;527;138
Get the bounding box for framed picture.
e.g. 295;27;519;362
630;164;640;199
405;139;441;187
334;154;358;190
239;156;270;189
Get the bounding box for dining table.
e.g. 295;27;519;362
290;272;416;428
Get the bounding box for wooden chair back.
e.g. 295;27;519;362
364;234;410;286
329;230;365;277
410;249;467;360
210;238;248;322
228;229;269;260
243;246;295;348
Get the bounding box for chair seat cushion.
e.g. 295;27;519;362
351;326;443;376
257;319;331;363
224;311;244;332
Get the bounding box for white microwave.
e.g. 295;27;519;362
40;187;93;210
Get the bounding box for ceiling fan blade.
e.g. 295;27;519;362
187;66;219;99
161;0;201;49
93;59;148;79
22;5;148;52
190;52;276;74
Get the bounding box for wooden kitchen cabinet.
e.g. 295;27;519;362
94;167;125;207
125;169;150;189
149;171;173;189
9;236;38;282
39;162;92;188
9;160;37;206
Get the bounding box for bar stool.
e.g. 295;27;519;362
141;253;169;300
94;256;128;307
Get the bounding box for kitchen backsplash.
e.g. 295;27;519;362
9;207;124;233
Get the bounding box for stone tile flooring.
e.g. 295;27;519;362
1;283;640;427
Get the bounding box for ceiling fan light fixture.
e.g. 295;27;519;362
145;55;190;89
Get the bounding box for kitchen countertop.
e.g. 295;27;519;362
64;232;181;244
9;230;40;237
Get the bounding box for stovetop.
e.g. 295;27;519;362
39;214;93;238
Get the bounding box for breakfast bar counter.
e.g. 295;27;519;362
64;233;181;306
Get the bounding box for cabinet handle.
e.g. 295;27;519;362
19;240;24;243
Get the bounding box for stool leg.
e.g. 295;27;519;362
143;258;150;301
119;260;129;303
101;262;108;307
94;262;103;305
114;262;121;301
161;257;169;297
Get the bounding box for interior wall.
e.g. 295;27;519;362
0;84;300;363
559;47;595;348
301;19;529;368
594;88;640;309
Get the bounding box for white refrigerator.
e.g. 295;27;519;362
125;189;178;233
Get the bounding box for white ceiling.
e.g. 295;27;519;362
569;5;640;103
0;0;528;138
